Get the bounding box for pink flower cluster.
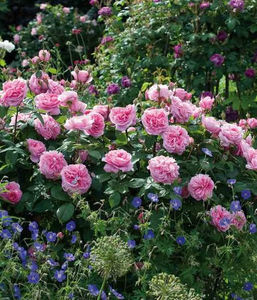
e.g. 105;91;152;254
0;182;22;204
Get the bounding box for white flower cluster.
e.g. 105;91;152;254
0;40;15;53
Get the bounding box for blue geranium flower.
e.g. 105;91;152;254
127;240;136;249
144;229;155;240
131;197;142;208
147;193;159;203
176;236;186;245
27;272;40;284
66;220;76;232
170;198;182;210
54;270;66;282
241;189;251;200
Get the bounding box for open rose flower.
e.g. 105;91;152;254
188;174;214;201
199;96;214;110
210;205;232;232
35;93;60;115
162;125;191;155
219;123;243;147
0;79;27;107
58;91;79;108
171;97;194;123
61;164;92;194
47;80;64;95
141;108;168;135
92;105;109;120
27;139;46;163
231;211;246;230
147;155;179;184
34;114;61;140
64;115;93;131
243;147;257;171
71;69;92;84
174;88;192;101
29;72;49;95
202;116;221;136
84;112;105;138
0;182;22;204
109;104;136;131
38;50;51;62
103;149;133;173
247;118;257;129
39;151;67;180
146;84;171;102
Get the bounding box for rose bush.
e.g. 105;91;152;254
0;58;256;299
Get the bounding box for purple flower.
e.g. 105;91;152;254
249;223;256;234
54;270;66;282
68;293;74;299
147;193;159;203
243;282;253;291
217;31;228;42
27;272;40;284
18;247;27;262
201;91;214;98
34;242;44;252
46;232;57;242
227;179;236;185
64;253;75;262
131;197;142;208
0;210;11;226
101;36;114;45
106;83;120;95
11;223;23;233
31;229;39;241
90;0;98;6
245;68;256;78
127;240;136;249
144;229;155;240
109;286;125;299
83;252;90;259
71;234;77;244
88;85;99;96
13;284;21;300
88;284;99;296
121;76;132;88
241;189;251;200
202;148;213;157
47;258;59;267
230;201;241;212
229;0;244;11
98;7;112;16
170;198;182;210
219;217;231;227
66;220;76;232
173;186;182;195
61;261;68;270
30;262;38;271
225;106;238;122
134;224;140;230
210;54;224;67
0;229;12;239
176;236;186;245
28;221;38;232
200;1;210;9
174;44;183;58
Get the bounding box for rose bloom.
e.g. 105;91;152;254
231;211;246;230
35;93;60;115
10;112;32;126
210;205;232;232
70;100;87;114
22;59;29;67
58;91;79;108
173;88;192;101
98;7;112;16
84;112;105;138
170;97;194;123
244;147;257;171
39;151;67;180
229;0;244;11
103;149;133;173
148;155;179;184
188;174;214;201
27;138;46;163
174;44;183;58
38;50;51;62
64;115;93;131
31;56;39;64
0;182;22;204
162;125;191;155
109;104;136;131
141;108;168;135
235;136;252;157
238;119;247;129
199;96;214;110
34;114;61;140
247;118;257;129
245;68;255;78
219;123;243;147
29;72;49;95
61;164;92;194
77;150;88;163
36;13;42;24
31;28;37;36
92;105;109;120
80;15;87;23
13;34;20;44
147;84;171;102
71;70;92;84
202;115;221;136
210;54;224;67
0;79;27;107
47;80;64;95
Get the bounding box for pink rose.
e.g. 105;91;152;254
0;181;22;204
10;112;32;126
84;112;105;138
71;70;92;84
36;13;42;24
22;59;29;67
162;125;190;155
29;72;49;95
103;149;133;173
238;119;247;129
147;84;171;102
13;34;20;44
63;7;70;14
35;93;60;115
77;150;88;163
31;56;39;64
141;108;169;135
47;80;64;95
109;104;136;131
231;211;246;230
39;151;67;180
0;79;27;107
70;101;87;114
61;164;92;194
92;105;109;120
40;3;47;9
188;174;214;201
199;96;214;110
31;28;37;36
210;205;232;232
174;88;192;101
202;115;221;136
38;50;51;62
80;15;87;23
247;118;257;129
64;115;93;131
34;114;61;140
244;147;257;171
147;155;179;184
235;136;252;157
27;138;46;163
219;123;243;147
58;91;79;108
170;97;194;123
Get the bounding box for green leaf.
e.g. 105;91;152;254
47;67;57;75
51;185;70;201
0;59;6;67
128;178;145;188
88;150;102;160
115;132;127;145
36;70;42;78
5;151;18;165
56;203;74;223
109;192;121;208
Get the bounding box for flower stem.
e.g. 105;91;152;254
97;276;107;300
13;106;19;140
